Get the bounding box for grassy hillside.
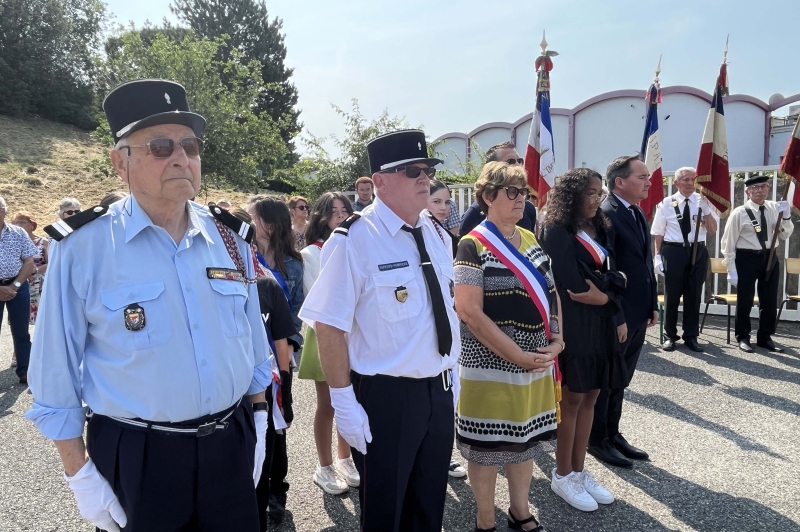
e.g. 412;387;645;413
0;115;253;224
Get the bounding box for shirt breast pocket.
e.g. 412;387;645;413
209;279;250;337
100;280;173;350
372;268;424;323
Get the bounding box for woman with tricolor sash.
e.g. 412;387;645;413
454;161;561;532
540;168;627;513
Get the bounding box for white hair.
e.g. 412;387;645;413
0;196;7;213
59;197;81;214
674;167;697;181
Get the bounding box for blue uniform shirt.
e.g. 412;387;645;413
26;196;273;440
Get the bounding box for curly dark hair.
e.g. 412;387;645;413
542;167;609;235
304;192;354;244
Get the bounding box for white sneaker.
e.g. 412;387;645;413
580;469;614;504
314;464;349;495
551;468;598;512
334;456;360;487
448;460;467;478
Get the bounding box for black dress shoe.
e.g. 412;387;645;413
661;339;677;352
738;339;754;353
683;338;704;352
587;438;633;468
612;434;649;460
18;375;27;385
757;338;784;352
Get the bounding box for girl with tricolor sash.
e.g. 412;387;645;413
540;168;627;513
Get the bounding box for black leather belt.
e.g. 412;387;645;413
93;398;243;437
0;278;17;286
663;242;705;248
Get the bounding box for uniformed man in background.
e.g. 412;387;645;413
651;167;718;352
721;174;793;353
26;79;273;532
300;130;461;532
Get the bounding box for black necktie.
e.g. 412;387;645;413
402;226;452;356
628;206;645;243
680;198;692;237
759;206;768;245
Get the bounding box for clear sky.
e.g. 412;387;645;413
106;0;799;152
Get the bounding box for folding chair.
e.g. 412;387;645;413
700;258;757;344
777;258;800;322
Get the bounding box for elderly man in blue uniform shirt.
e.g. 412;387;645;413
26;79;273;532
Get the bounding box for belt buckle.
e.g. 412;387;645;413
441;369;452;392
196;421;217;438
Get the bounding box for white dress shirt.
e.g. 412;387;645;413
651;191;719;243
299;197;460;378
721;199;794;269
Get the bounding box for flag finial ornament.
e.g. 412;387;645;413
540;30;548;53
723;34;729;62
654;55;662;83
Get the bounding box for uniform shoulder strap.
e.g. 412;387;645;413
209;203;254;244
333;213;362;237
44;205;109;241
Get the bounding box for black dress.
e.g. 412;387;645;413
540;223;625;393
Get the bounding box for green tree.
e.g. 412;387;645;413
0;0;106;128
95;31;288;191
170;0;301;165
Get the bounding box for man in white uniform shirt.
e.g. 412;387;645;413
299;129;460;532
721;174;793;352
651;167;718;352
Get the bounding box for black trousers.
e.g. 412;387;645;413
351;371;454;532
735;249;780;342
590;319;648;445
662;243;708;341
88;402;259;532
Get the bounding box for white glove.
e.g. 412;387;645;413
727;270;738;287
253;410;269;485
654;255;665;277
778;200;791;216
64;458;127;532
329;385;372;454
451;369;460;412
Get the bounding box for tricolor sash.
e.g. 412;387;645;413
575;230;609;270
468;221;552;339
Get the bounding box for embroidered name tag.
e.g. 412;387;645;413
207;267;245;281
378;261;409;272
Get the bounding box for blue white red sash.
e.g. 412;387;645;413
576;230;608;270
468;221;551;339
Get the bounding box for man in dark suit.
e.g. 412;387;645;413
589;155;658;468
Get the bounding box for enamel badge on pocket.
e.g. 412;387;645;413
124;303;146;331
395;286;408;303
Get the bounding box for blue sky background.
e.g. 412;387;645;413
106;0;799;152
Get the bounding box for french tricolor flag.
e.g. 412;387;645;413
696;60;732;216
638;82;664;221
780;116;800;212
525;49;557;210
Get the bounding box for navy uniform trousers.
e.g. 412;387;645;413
735;249;780;342
662;242;709;342
351;370;454;532
88;401;259;532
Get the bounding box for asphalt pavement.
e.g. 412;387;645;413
1;315;798;531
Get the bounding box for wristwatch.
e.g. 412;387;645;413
252;402;269;412
12;281;21;289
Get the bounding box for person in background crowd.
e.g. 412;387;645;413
230;206;297;530
58;197;81;220
353;176;374;211
454;162;560;531
248;194;304;523
721;174;794;353
651;167;717;352
0;198;37;381
541;168;625;512
297;192;360;495
216;199;232;210
459;142;537;237
288;196;309;250
443;198;461;236
99;190;128;207
10;212;48;326
589;155;657;469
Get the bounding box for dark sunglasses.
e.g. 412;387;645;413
124;137;204;158
499;186;530;200
381;166;437;179
506;158;524;166
295;205;309;211
63;209;81;216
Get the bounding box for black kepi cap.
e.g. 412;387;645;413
366;129;442;175
103;79;206;144
744;174;769;187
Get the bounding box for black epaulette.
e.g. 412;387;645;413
333;213;362;237
209;203;254;244
44;205;109;241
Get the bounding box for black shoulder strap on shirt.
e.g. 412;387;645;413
44;205;109;241
671;197;692;249
209;203;254;244
333;213;362;237
743;207;767;251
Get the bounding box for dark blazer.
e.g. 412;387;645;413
601;193;657;327
458;201;537;237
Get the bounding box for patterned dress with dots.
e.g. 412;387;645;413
454;227;558;466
